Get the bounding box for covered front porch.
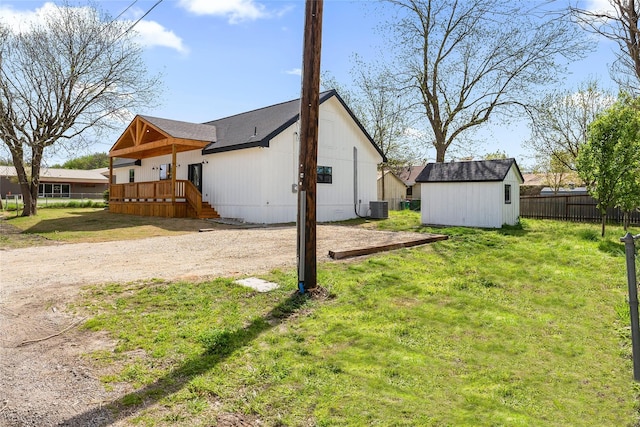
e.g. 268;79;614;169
108;115;219;219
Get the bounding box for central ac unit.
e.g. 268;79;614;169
369;201;389;219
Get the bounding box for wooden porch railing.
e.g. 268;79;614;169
110;180;204;218
183;180;203;218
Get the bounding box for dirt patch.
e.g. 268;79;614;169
0;222;434;426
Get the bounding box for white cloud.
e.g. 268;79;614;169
132;20;189;54
0;2;68;32
285;68;302;76
0;3;188;54
178;0;273;24
585;0;615;13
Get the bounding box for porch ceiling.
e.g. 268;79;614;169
109;116;212;160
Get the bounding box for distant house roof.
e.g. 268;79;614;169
540;186;588;195
202;89;386;160
522;173;547;186
415;159;523;183
0;166;108;183
139;115;217;143
397;165;426;186
377;169;407;186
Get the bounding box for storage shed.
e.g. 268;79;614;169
415;159;524;228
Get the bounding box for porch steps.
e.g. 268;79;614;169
199;202;220;219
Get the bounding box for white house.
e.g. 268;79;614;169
108;90;385;224
415;159;524;228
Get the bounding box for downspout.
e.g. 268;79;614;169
353;146;366;218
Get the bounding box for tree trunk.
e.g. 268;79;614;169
601;213;607;237
435;143;447;163
623;211;630;231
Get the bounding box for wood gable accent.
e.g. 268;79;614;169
109;116;210;160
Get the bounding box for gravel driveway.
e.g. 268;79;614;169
0;224;429;426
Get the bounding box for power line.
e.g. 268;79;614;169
117;0;164;41
111;0;139;22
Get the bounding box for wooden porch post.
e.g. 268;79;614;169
109;156;113;204
171;144;177;206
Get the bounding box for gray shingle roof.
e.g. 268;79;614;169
201;90;336;154
140;115;217;142
415;159;522;183
201;90;385;160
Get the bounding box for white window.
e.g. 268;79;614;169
504;184;511;204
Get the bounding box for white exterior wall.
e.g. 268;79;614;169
420;181;504;228
207;96;380;224
112;152;204;184
316;97;380;221
501;166;521;226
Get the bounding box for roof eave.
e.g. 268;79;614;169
202;139;269;155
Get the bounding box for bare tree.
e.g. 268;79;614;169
323;64;417;199
0;2;160;216
525;80;614;171
383;0;590;162
570;0;640;94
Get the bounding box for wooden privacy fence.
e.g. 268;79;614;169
520;194;640;225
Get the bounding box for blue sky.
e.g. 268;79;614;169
0;0;620;168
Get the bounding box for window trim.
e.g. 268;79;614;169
504;184;512;204
317;165;332;184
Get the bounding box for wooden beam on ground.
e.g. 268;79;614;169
328;235;449;260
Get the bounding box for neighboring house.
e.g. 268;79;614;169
377;170;407;210
397;165;426;200
0;165;108;198
539;186;588;196
521;173;547;196
108;90;386;223
521;172;584;196
415;158;524;228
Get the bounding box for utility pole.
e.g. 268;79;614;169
297;0;324;293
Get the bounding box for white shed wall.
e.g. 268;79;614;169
501;167;521;226
420;181;504;228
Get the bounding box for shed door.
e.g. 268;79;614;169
188;163;202;193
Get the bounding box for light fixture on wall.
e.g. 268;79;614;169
201;160;209;164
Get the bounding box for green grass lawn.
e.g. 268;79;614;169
72;212;639;425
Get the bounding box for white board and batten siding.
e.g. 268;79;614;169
114;96;381;224
418;160;523;229
203;97;380;223
501;166;521;226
